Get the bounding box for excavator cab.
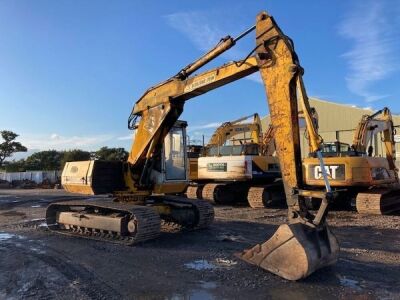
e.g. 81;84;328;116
319;142;356;157
61;121;189;195
151;121;189;193
163;122;188;181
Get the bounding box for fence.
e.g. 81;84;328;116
0;171;62;184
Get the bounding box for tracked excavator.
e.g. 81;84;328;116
46;11;339;280
303;107;400;214
186;113;283;207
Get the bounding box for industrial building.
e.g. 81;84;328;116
261;98;400;167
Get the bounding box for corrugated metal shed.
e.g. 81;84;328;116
0;171;61;184
262;98;400;166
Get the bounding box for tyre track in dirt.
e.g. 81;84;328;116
0;230;122;300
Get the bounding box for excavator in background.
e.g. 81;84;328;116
303;107;400;214
186;113;283;208
208;113;263;147
187;113;266;184
46;11;339;280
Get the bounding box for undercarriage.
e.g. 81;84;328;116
46;196;214;245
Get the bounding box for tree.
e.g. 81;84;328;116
95;147;128;161
2;159;26;172
0;131;27;167
60;149;91;168
25;150;63;171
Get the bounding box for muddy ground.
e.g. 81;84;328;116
0;189;399;300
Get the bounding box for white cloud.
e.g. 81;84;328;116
190;131;205;137
362;106;373;111
117;135;132;141
164;11;258;82
187;122;221;132
165;12;225;52
187;131;213;145
50;133;60;140
19;134;114;151
246;73;263;84
338;1;400;103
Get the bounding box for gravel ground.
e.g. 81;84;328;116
0;189;399;299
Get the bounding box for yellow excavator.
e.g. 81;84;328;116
303;107;400;214
46;11;338;281
186;113;283;207
187;113;266;187
208;113;263;147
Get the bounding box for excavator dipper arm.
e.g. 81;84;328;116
237;12;339;280
353;107;398;175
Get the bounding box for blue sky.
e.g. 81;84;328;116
1;0;399;156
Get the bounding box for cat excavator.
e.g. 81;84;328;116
303;107;400;214
186;113;283;207
46;11;338;280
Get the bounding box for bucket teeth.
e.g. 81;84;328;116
237;223;339;281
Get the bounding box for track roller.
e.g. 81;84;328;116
201;183;219;203
356;189;400;215
186;185;201;199
247;187;266;208
147;196;215;230
247;184;285;208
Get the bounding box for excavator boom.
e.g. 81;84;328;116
127;56;259;174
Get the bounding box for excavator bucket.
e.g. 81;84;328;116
237;223;339;281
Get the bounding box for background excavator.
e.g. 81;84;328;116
46;11;339;281
186;113;283;208
303;107;400;214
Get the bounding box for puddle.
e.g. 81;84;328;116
214;258;237;268
338;275;362;291
38;222;47;228
199;281;217;289
0;232;45;253
185;260;216;270
217;233;246;242
185;258;238;271
1;233;26;241
185;290;214;300
0;233;15;241
30;246;46;254
171;289;215;300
